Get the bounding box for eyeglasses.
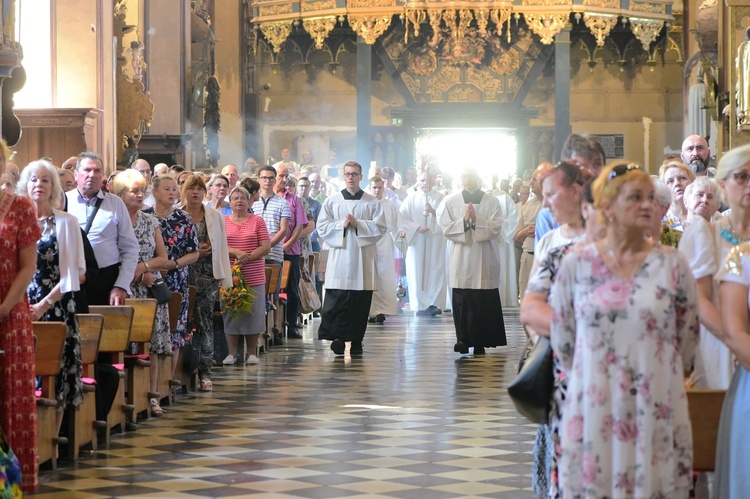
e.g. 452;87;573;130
259;176;276;181
730;171;750;186
607;163;641;180
343;172;360;178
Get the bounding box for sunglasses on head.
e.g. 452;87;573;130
607;163;641;180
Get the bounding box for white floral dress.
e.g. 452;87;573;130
550;243;699;499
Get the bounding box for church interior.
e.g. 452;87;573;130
0;0;743;496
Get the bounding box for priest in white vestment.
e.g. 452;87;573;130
495;186;519;306
399;172;447;316
317;161;386;356
368;176;406;322
437;169;507;355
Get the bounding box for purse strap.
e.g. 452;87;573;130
83;197;104;235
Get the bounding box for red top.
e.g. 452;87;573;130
224;214;270;287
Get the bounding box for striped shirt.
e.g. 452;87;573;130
224;215;270;287
252;194;290;263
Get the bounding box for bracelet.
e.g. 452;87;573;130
174;260;180;270
144;261;150;270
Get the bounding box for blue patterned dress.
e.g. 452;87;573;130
144;208;199;348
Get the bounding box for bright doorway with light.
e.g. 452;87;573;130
414;128;518;190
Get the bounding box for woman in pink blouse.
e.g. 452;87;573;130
222;184;270;365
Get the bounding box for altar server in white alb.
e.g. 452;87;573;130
317;161;386;356
438;169;507;355
400;171;447;316
368;175;407;324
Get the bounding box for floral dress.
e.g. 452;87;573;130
0;423;21;498
549;243;699;498
0;194;41;492
145;208;198;348
130;211;171;355
27;215;83;413
188;216;219;379
526;242;574;499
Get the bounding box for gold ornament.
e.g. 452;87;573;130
629;18;663;50
583;14;617;46
524;13;568;44
348;15;392;44
303;17;337;48
260;21;293;53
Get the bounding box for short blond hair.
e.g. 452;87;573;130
716;143;750;181
592;161;651;222
658;160;696;183
113;169;148;196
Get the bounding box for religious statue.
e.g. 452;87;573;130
128;40;146;81
688;66;710;138
736;27;750;127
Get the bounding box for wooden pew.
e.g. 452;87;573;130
66;314;104;460
278;259;291;338
264;264;281;352
124;299;158;420
89;305;134;444
33;322;67;470
687;389;726;472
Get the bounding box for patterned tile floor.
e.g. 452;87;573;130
33;307;537;498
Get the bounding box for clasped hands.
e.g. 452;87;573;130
464;203;477;223
344;213;358;229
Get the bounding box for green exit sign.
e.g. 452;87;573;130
391;118;403;126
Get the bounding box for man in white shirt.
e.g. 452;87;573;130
66;152;140;306
273;148;299;174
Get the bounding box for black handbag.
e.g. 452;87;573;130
148;278;172;305
507;336;554;425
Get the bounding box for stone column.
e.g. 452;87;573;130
554;27;571;161
356;37;372;167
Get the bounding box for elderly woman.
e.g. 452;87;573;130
180;174;231;391
19;160;86;452
144;176;200;381
550;162;699;498
112;170;171;415
222;185;270;365
684;176;720;225
207;174;231;215
677;152;750;390
58;169;76;193
715;145;750;497
650;178;682;247
659;160;696;231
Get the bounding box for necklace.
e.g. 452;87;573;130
720;218;750;245
155;206;173;219
604;240;626;277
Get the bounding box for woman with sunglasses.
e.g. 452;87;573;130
711;144;750;497
549;162;699;498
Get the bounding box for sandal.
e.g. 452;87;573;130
199;378;213;392
150;398;164;417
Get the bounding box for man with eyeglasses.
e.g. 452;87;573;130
680;135;711;177
252;165;291;345
275;164;309;340
317;161;386;356
131;158;155;206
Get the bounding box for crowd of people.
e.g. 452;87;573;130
518;133;749;498
0;134;749;497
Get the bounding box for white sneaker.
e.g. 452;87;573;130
245;354;260;365
222;354;237;365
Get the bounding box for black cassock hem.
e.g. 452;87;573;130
318;289;373;342
452;288;507;347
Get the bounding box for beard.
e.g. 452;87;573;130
688;159;708;174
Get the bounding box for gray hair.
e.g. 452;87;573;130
652;178;672;207
717;144;750;181
17;160;64;209
228;185;251;203
684;176;720;205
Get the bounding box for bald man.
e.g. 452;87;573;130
681;134;711;176
153;163;169;177
221;164;239;189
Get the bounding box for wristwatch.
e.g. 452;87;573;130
144;261;150;270
174;260;180;269
44;297;55;307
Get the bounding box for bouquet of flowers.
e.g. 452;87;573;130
220;265;257;318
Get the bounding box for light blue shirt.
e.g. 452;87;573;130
534;208;559;252
66;189;140;293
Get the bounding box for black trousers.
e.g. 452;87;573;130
452;288;507;348
318;289;372;343
284;254;301;333
86;264;119;306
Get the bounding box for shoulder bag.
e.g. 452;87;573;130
507;336;554;424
